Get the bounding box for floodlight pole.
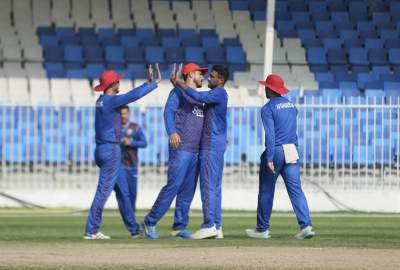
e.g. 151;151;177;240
263;0;275;78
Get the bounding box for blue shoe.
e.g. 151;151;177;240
170;229;192;239
141;222;159;239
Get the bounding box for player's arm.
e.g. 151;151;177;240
130;128;147;148
261;105;276;174
109;64;162;109
164;89;180;135
164;89;181;149
184;87;225;104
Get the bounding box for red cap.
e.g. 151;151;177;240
258;74;289;95
182;63;208;76
94;70;125;92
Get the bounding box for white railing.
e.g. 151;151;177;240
0;97;399;190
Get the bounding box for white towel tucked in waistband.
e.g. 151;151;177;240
282;144;299;164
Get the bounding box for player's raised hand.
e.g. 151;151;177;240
147;64;154;83
155;63;162;83
170;63;177;86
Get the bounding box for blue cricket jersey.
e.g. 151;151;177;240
185;87;228;151
95;82;157;144
164;87;204;152
121;122;147;168
261;96;298;162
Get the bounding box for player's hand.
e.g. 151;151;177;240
169;133;181;150
154;63;162;83
122;137;131;146
170;63;177;86
147;63;161;83
147;64;154;83
267;162;275;174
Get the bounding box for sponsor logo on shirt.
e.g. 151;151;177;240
276;102;295;110
192;106;204;117
96;100;103;107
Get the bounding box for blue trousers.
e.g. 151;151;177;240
115;166;140;234
199;149;225;229
256;147;312;232
85;143;121;234
145;149;199;230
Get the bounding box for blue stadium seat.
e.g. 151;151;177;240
125;47;145;63
98;28;116;41
357;72;378;89
384;82;400;91
39;35;59;46
161;37;181;48
87;63;105;79
384;39;400;49
80;35;98;46
158;29;176;38
388;49;400;65
67;68;87;78
78;27;96;37
136;28;154;38
357;21;374;32
343;39;363;49
226;47;246;64
230;0;248;10
141;36;160;46
45;62;65;78
339;30;358;40
365;38;384;49
315;72;334;83
368;48;388;65
118;28;136;37
181;36;201;47
105;46;125;64
205;48;226;64
145;46;165;63
349;48;369;65
319;30;338;39
223;38;241;48
303;38;322;48
178;29;197;39
185;47;205;64
121;36;140;47
101;36;121;46
297;29;316;40
127;63;147;79
327;48;347;65
307;48;326;65
64;45;83;63
37;26;55;36
198;29;216;38
84;45;104;63
44;45;64;61
165;48;185;63
60;36;81;45
323;38;342;50
202;37;220;49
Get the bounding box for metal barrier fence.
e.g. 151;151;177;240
0;97;399;190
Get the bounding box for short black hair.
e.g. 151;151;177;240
212;65;229;84
120;105;130;111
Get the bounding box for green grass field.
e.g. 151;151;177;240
0;209;399;270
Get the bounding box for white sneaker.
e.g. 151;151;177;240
245;229;271;239
191;226;218;239
83;232;111;240
295;226;315;240
216;228;224;239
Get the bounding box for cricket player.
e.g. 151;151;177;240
172;65;229;239
84;65;161;240
142;63;207;239
245;74;315;240
114;105;147;237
